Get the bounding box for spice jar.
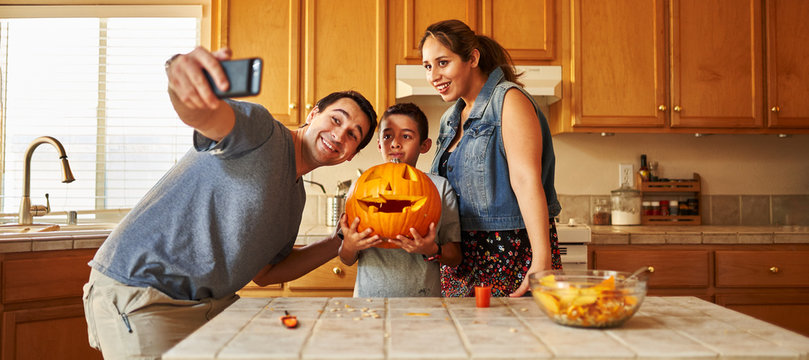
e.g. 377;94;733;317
679;201;689;215
651;201;661;216
642;201;652;215
660;200;670;216
670;200;679;216
592;199;611;225
610;185;641;225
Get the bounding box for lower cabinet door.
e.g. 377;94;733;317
716;292;809;337
592;249;711;289
2;302;103;360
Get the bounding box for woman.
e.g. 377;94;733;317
420;19;562;297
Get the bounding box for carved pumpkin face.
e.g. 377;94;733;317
345;161;442;248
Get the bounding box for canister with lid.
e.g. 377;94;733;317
610;185;641;225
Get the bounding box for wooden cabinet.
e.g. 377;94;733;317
1;249;102;360
238;256;357;298
387;0;556;105
571;0;666;129
393;0;554;63
238;257;357;297
568;0;766;133
589;244;809;337
765;0;809;129
223;0;387;126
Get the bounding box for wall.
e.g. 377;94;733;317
303;97;809;226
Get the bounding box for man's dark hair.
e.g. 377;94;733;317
381;103;429;143
315;90;378;151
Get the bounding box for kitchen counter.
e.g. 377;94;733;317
590;225;809;245
3;223;808;254
163;296;809;360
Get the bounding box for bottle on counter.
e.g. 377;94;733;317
592;198;611;225
649;160;659;182
638;154;650;182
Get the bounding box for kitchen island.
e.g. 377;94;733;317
163;296;809;360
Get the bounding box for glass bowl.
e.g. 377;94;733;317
529;269;647;328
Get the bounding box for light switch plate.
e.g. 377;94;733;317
619;163;634;187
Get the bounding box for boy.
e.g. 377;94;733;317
339;103;461;297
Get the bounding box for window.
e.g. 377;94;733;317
0;5;202;220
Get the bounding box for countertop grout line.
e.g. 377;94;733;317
443;298;473;360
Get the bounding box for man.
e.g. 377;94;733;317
82;47;377;360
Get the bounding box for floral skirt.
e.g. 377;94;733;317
441;219;562;297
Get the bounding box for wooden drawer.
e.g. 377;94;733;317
715;250;809;287
286;257;357;291
2;250;95;304
592;249;710;288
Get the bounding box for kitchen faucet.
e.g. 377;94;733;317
18;136;75;225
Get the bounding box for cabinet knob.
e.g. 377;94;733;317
770;106;780;112
658;105;667;111
769;266;779;273
673;106;682;112
647;266;655;273
332;267;342;275
289;103;297;110
305;103;313;111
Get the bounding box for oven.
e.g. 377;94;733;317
555;221;591;271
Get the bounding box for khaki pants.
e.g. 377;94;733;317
82;269;238;360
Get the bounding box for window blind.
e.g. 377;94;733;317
0;8;200;215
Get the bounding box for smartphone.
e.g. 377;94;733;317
204;58;262;98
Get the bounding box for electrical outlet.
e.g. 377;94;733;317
619;163;634;187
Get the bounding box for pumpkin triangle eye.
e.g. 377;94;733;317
385;183;393;192
403;167;418;181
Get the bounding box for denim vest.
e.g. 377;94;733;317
430;67;561;231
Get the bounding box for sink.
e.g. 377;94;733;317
0;223;117;236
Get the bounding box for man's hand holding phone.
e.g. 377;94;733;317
166;47;262;109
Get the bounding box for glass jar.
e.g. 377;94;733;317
610;185;641;225
592;199;611;225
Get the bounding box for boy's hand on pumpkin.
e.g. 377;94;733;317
340;215;382;254
391;222;437;255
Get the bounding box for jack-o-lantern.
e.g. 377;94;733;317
345;160;442;248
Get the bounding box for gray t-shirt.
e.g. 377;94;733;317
90;100;305;300
353;174;460;297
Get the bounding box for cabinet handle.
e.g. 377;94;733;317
289;103;297;110
769;266;779;273
673;106;682;112
305;103;313;111
332;267;342;275
770;106;780;112
658;105;667;111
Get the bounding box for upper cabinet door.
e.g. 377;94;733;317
303;0;386;117
401;0;479;61
669;0;763;128
572;0;666;128
480;0;555;62
227;0;301;126
766;0;809;129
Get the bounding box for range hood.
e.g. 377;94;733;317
395;64;562;105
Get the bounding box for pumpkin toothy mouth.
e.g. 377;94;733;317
357;197;427;214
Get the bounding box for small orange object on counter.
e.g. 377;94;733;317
280;311;298;328
475;285;492;308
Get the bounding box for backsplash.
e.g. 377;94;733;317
558;194;809;226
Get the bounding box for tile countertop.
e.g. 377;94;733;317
589;225;809;245
163;296;809;360
3;224;808;253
